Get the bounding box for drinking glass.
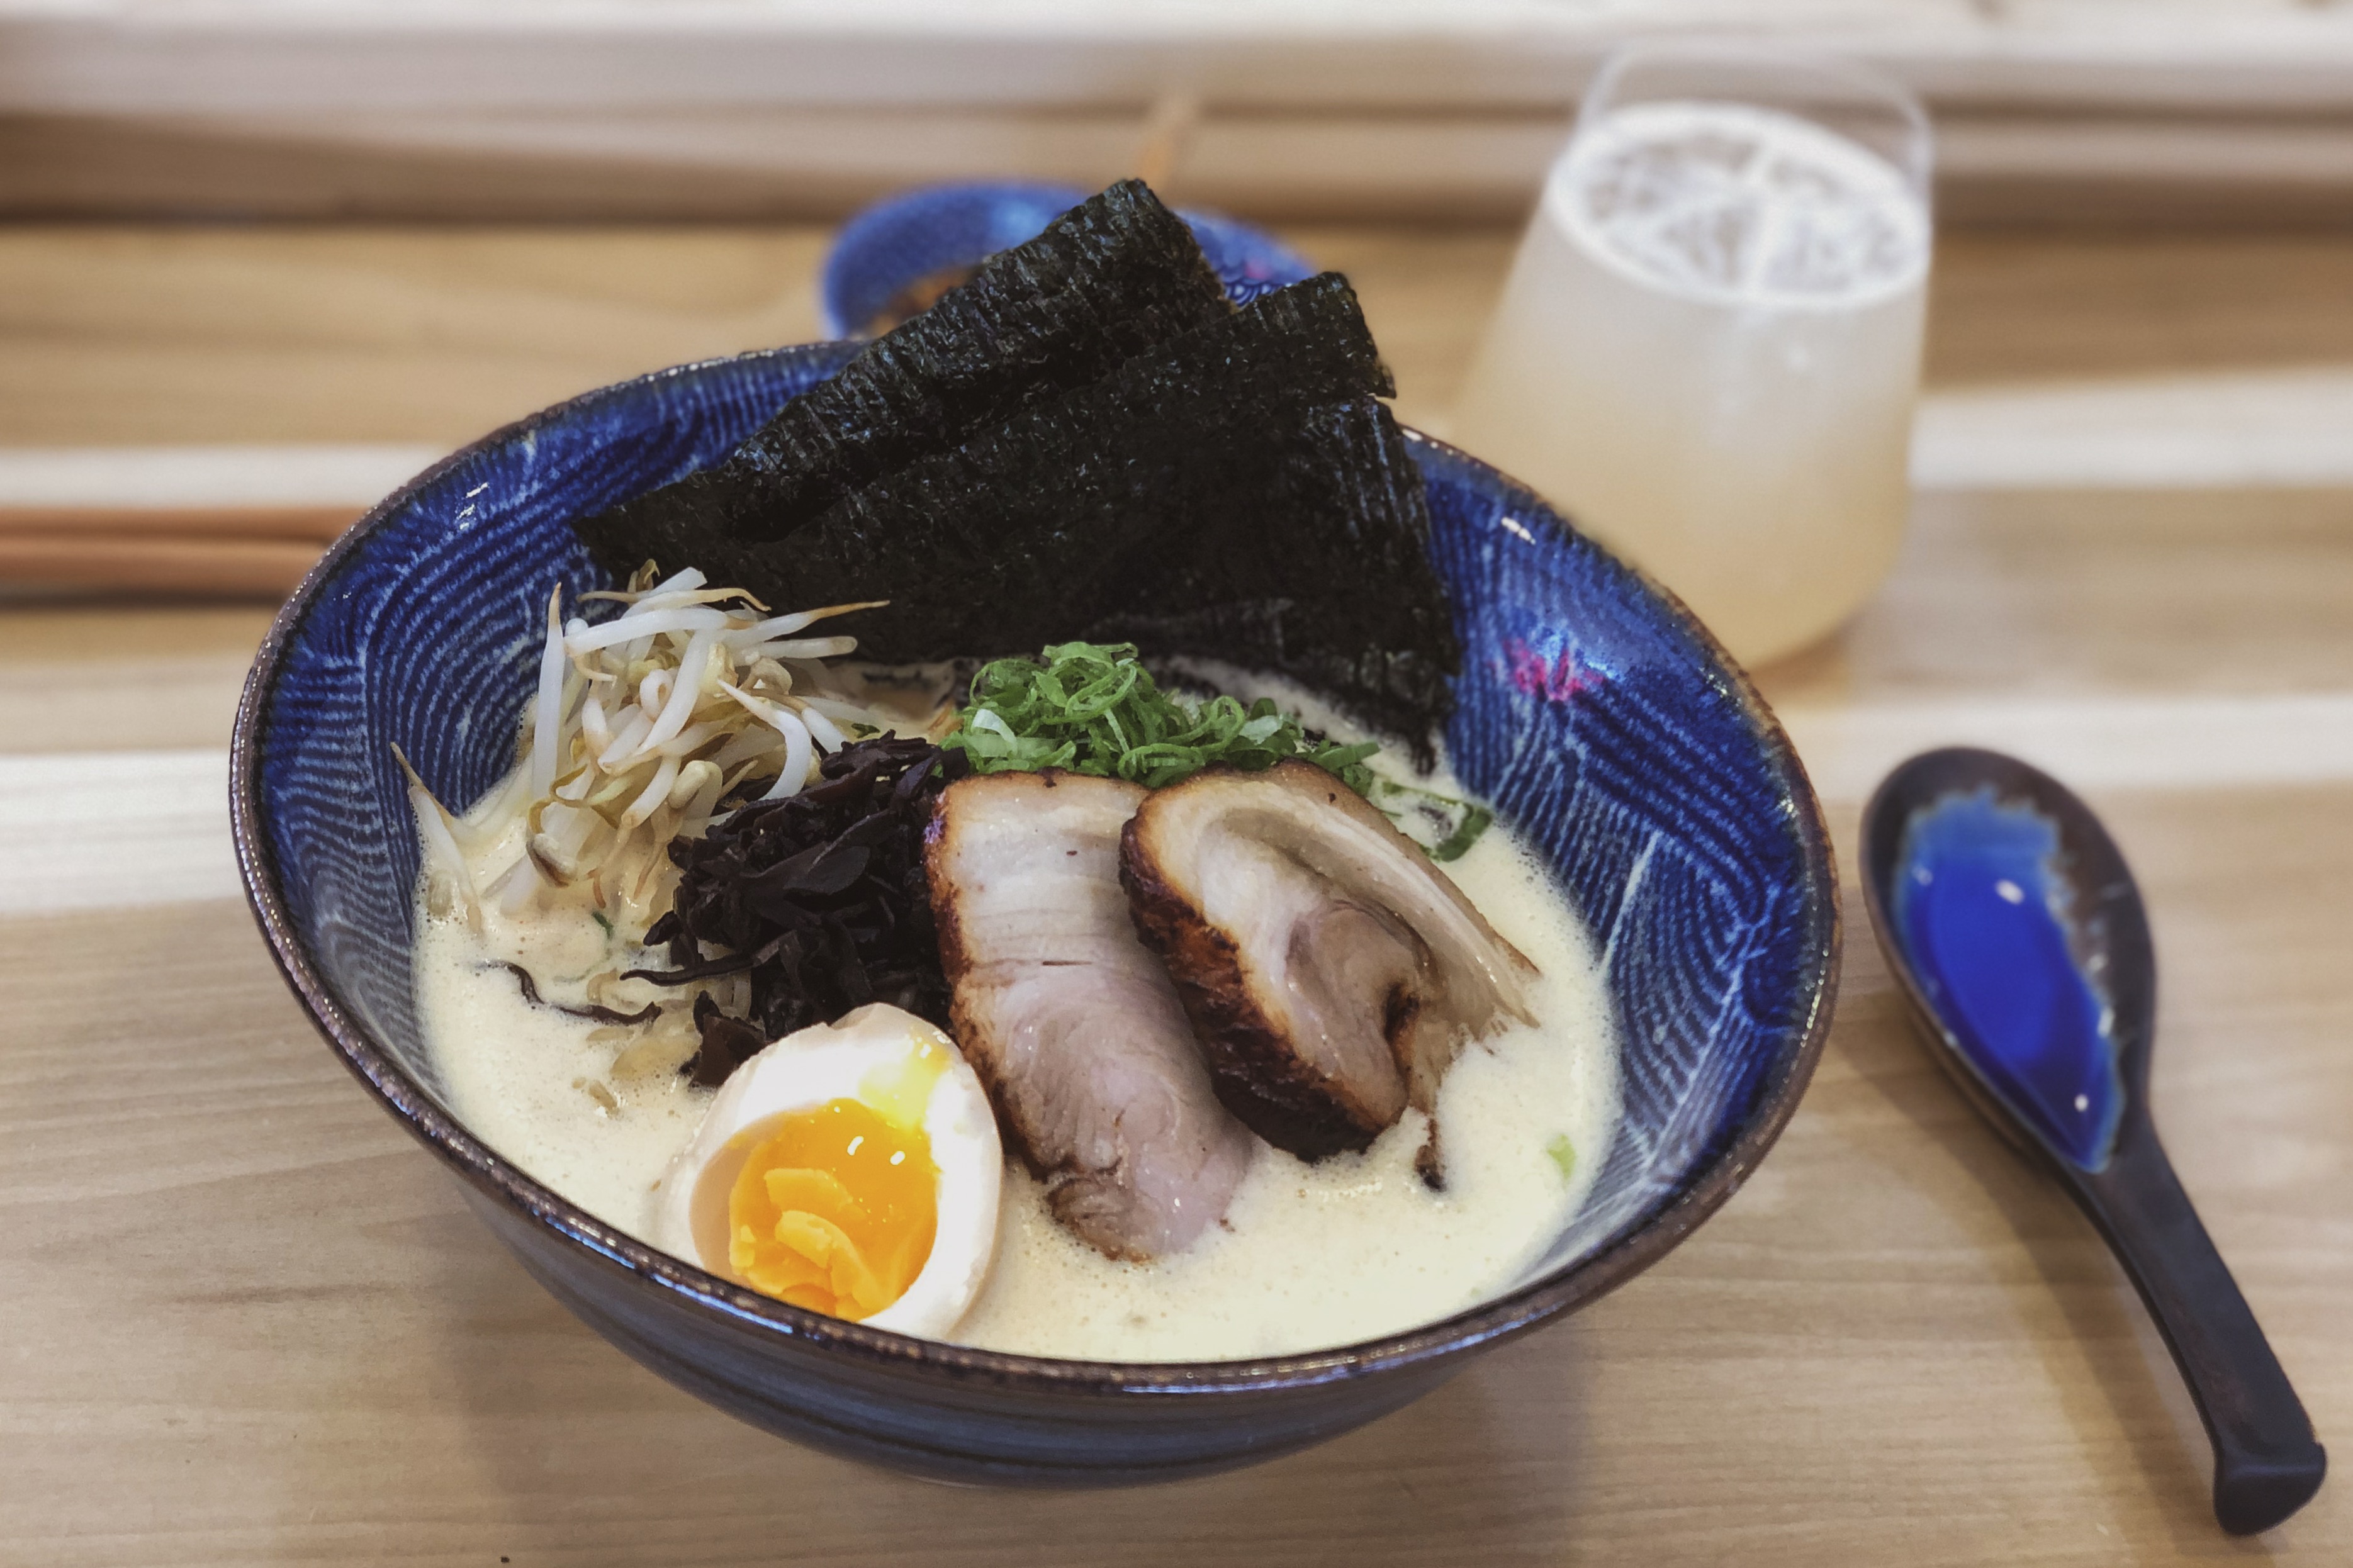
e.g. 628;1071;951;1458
1449;43;1933;666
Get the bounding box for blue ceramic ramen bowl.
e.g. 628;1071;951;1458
819;181;1316;337
232;341;1839;1487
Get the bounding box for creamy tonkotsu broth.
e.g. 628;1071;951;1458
945;819;1615;1358
410;181;1631;1361
413;683;1620;1362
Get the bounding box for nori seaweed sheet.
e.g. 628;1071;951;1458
1089;393;1457;747
574;184;1464;744
714;271;1396;664
575;179;1229;575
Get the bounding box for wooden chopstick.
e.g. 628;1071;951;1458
0;505;353;596
0;505;354;542
0;533;328;596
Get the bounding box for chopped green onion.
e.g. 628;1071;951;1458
1546;1134;1578;1182
941;641;1493;858
1370;779;1495;863
943;641;1381;793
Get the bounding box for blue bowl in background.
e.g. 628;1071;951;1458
819;181;1318;337
232;341;1839;1486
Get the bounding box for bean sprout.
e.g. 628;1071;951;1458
410;564;904;949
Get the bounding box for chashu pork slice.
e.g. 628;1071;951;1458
927;770;1255;1260
1121;759;1538;1169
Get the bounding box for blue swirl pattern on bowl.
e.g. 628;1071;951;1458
233;343;1836;1485
819;181;1316;337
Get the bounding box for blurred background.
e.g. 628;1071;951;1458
8;0;2353;722
8;0;2353;227
4;6;2350;1564
8;1;2353;507
8;1;2353;451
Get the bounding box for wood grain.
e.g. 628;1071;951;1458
0;602;276;753
0;778;2343;1566
1;219;2350;1561
0;225;831;449
11;225;2353;449
9;4;2353;226
0;506;350;540
1753;488;2353;708
0;534;322;595
1926;233;2353;387
26;106;2351;229
4;486;2340;768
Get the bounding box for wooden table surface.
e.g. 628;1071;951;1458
1;223;2348;1566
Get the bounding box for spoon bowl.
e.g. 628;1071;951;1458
1862;748;2324;1535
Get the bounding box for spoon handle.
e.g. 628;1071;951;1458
2070;1122;2326;1535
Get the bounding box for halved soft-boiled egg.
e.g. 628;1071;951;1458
654;1003;1001;1338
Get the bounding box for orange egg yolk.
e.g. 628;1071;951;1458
726;1099;938;1320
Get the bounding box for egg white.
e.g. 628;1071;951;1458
654;1002;1002;1339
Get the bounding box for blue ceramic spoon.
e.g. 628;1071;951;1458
1860;748;2325;1536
